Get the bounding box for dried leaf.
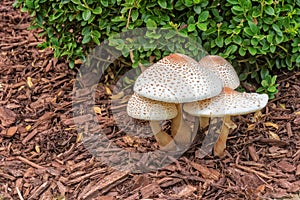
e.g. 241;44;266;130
254;110;262;121
255;184;265;193
105;87;112;95
120;95;131;104
27;77;33;88
110;91;124;100
74;59;83;64
279;103;286;109
247;124;256;131
264;122;279;129
268;131;280;140
18;85;25;91
25;125;31;131
123;135;134;146
76;132;83;143
93;106;102;115
35;145;40;153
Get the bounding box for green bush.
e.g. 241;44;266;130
13;0;300;97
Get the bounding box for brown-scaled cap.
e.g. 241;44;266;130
127;93;178;121
183;87;269;117
199;55;240;89
133;53;223;103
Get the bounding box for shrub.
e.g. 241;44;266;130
13;0;300;97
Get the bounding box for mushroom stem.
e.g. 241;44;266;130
149;121;177;151
213;115;237;157
171;104;192;148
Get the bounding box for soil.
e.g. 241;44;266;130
0;0;300;199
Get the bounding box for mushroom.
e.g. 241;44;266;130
127;93;178;151
183;87;269;157
133;53;223;148
198;55;240;128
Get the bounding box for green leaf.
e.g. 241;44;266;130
188;24;196;32
71;0;81;4
92;37;100;45
69;61;75;69
215;37;224;47
131;9;139;21
251;38;259;46
296;55;300;63
271;75;277;85
82;34;91;44
25;0;34;9
165;31;177;39
239;47;246;56
261;80;268;87
231;5;244;15
227;0;238;4
226;44;238;54
225;37;232;45
92;7;102;14
158;0;167;9
270;45;276;53
100;0;108;7
233;35;242;44
146;19;157;30
267;86;277;93
198;11;209;22
272;24;282;36
275;35;284;44
239;73;248;81
248;21;258;34
267;35;273;43
248;47;257;55
256;87;265;93
82;10;91;21
244;27;254;36
232;5;243;11
197;22;207;31
252;9;261;17
193;5;201;14
91;30;101;38
265;6;275;15
260;67;269;79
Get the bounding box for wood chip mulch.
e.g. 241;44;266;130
0;0;300;199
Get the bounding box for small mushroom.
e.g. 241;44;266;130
198;55;240;128
127;93;178;151
133;53;223;148
183;87;269;157
199;55;240;89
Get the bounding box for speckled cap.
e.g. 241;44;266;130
183;87;269;117
199;55;240;89
127;93;178;121
133;53;222;103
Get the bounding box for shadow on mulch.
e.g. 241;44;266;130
0;1;300;199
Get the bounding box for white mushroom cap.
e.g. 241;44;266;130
199;55;240;89
183;87;269;117
133;53;223;103
127;93;178;121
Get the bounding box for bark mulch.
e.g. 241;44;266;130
1;0;300;199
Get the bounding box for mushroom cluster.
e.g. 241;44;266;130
127;53;269;155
